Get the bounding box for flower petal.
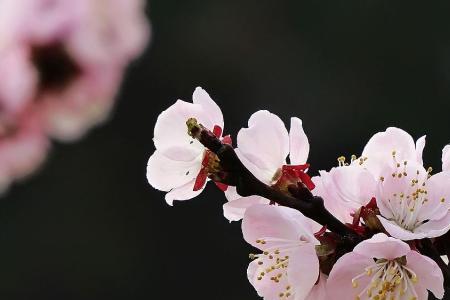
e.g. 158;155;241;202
416;135;426;165
327;252;374;300
164;179;204;206
443;145;450;172
192;87;224;130
242;204;318;249
223;195;270;222
153;99;209;160
377;216;426;240
414;213;450;239
361;127;417;176
146;150;201;192
287;245;320;300
312;166;376;224
354;233;410;260
406;250;445;299
304;274;327;300
418;171;450;221
237;110;289;183
289;117;309;165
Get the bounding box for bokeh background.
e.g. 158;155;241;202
1;0;450;299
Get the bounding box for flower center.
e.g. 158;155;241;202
382;152;438;232
31;42;81;94
351;257;418;300
249;237;309;299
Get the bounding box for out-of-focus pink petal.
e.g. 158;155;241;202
192;87;224;131
0;47;37;115
354;233;410;260
289;117;309;165
237;110;289;183
406;250;445;299
242;204;318;249
164;179;203;206
146;150;201;192
361;127;417;176
287;245;319;300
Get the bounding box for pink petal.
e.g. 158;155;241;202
305;274;327;300
242;205;318;249
416;135;426;165
247;259;292;300
287;245;320;300
312;166;376;224
406;250;445;299
223;195;270;222
353;233;410;260
153;100;208;160
443;145;450;172
377;216;426;240
361;127;417;176
312;173;354;224
237;110;289;183
146;150;201;192
414;213;450;239
192;87;224;131
289;117;309;165
419;171;450;221
164;179;203;206
327;252;374;299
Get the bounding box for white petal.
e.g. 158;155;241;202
237;110;289;183
165;179;204;205
223;195;270;222
192;87;224;130
146;150;201;192
153;100;207;160
289;117;309;165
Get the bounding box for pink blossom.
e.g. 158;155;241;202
0;0;150;141
147;87;226;205
327;233;444;300
243;204;325;300
224;111;312;221
312;127;450;240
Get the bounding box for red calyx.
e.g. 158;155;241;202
193;125;231;192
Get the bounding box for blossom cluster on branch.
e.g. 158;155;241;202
0;0;150;193
147;87;450;300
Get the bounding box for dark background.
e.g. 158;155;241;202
1;0;450;299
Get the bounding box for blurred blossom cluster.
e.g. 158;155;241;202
0;0;149;192
147;88;450;300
